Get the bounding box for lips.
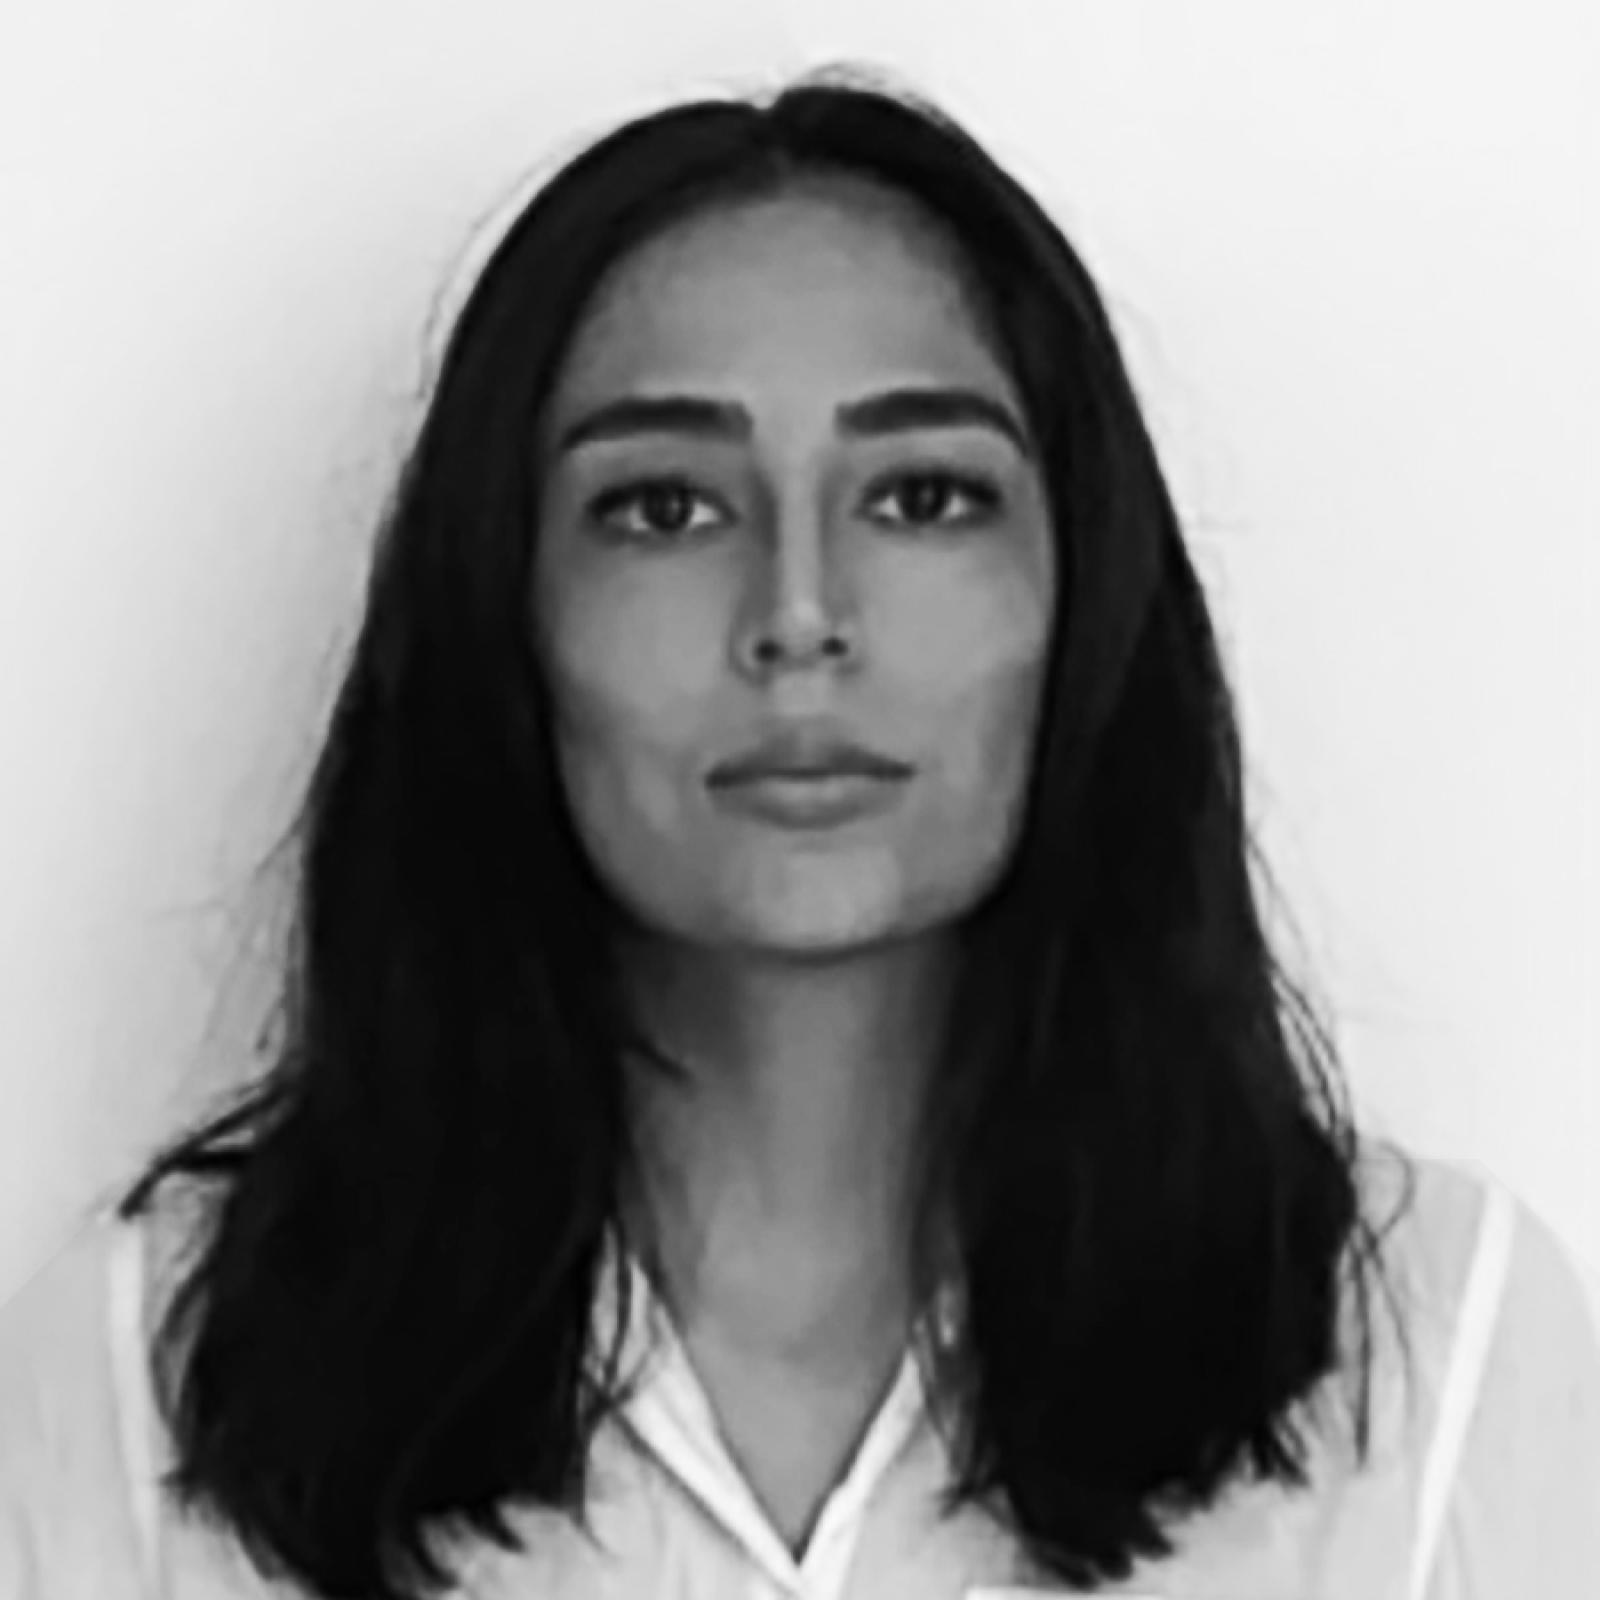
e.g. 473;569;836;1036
720;759;904;784
709;769;909;830
707;731;913;788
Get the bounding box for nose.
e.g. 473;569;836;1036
736;513;860;674
748;606;854;669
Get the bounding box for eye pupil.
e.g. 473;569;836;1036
643;482;694;530
900;476;948;521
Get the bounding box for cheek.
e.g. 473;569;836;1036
889;565;1053;779
933;679;1047;859
900;597;1053;879
539;579;719;787
544;573;709;705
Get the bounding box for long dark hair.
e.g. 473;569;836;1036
113;60;1418;1600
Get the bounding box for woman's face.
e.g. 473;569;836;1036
532;180;1057;960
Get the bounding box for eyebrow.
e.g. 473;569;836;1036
554;385;1032;461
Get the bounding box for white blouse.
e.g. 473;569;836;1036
1;1147;1597;1599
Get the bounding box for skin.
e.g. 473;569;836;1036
531;175;1057;1372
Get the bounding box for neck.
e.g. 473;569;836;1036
616;931;955;1337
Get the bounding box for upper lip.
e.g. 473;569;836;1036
707;724;914;786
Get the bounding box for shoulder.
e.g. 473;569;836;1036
0;1193;211;1594
1442;1159;1600;1399
1366;1140;1597;1350
0;1184;211;1457
0;1210;127;1402
1356;1137;1600;1463
1361;1147;1600;1590
1348;1137;1485;1349
0;1210;140;1575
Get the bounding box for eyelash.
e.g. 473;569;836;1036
585;468;1005;544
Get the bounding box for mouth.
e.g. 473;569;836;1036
715;764;901;785
707;770;910;830
707;755;914;788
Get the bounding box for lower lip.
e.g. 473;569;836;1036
710;773;909;829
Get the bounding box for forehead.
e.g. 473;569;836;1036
543;182;1010;422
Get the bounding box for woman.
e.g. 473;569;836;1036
1;62;1596;1600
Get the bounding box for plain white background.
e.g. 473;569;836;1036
0;1;1594;1305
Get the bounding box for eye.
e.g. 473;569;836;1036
586;468;1004;544
586;475;722;542
872;469;1004;531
